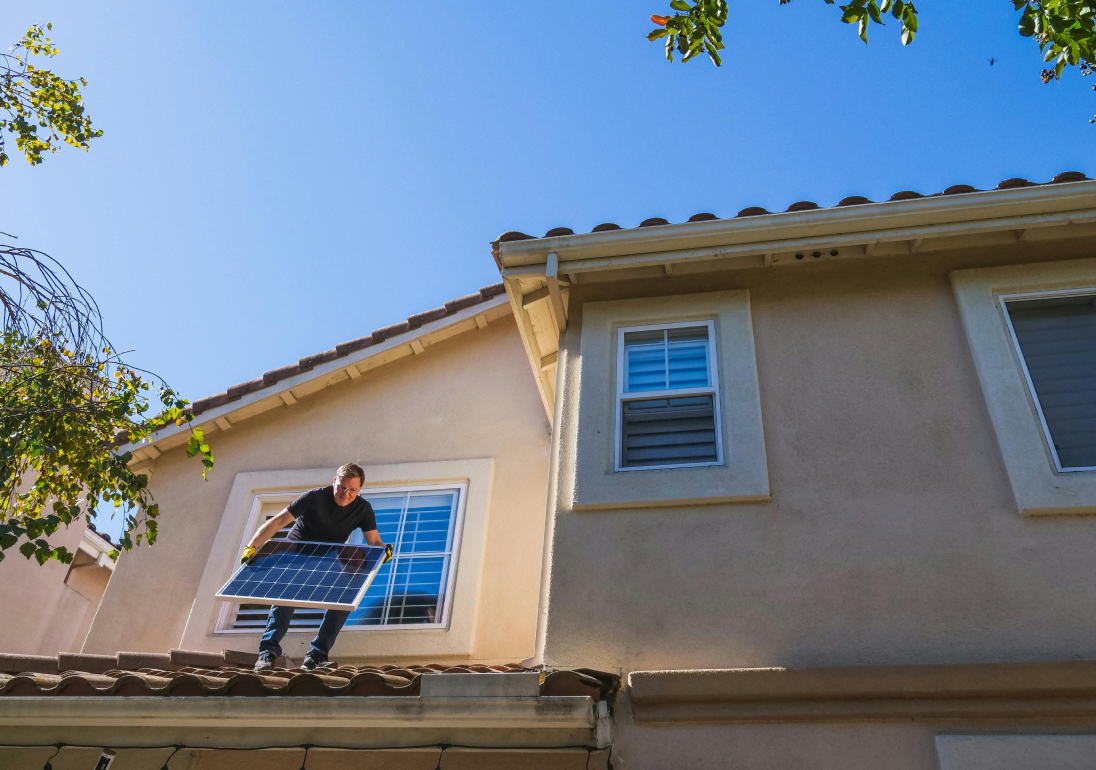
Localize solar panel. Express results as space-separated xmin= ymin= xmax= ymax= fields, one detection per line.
xmin=216 ymin=539 xmax=389 ymax=611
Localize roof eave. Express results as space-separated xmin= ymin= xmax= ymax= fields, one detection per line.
xmin=494 ymin=181 xmax=1096 ymax=423
xmin=497 ymin=180 xmax=1096 ymax=268
xmin=123 ymin=295 xmax=510 ymax=458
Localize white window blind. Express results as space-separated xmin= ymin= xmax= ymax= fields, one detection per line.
xmin=616 ymin=322 xmax=722 ymax=470
xmin=1004 ymin=292 xmax=1096 ymax=471
xmin=230 ymin=488 xmax=460 ymax=631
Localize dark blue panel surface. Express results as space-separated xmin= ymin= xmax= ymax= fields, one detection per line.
xmin=216 ymin=539 xmax=387 ymax=610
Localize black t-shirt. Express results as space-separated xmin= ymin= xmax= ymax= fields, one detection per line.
xmin=285 ymin=486 xmax=377 ymax=543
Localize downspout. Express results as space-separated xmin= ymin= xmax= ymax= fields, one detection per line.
xmin=523 ymin=300 xmax=567 ymax=668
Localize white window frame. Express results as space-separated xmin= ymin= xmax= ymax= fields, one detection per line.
xmin=951 ymin=257 xmax=1096 ymax=517
xmin=999 ymin=287 xmax=1096 ymax=473
xmin=615 ymin=319 xmax=724 ymax=472
xmin=215 ymin=481 xmax=468 ymax=634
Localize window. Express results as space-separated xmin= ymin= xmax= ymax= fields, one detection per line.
xmin=1001 ymin=289 xmax=1096 ymax=472
xmin=951 ymin=259 xmax=1096 ymax=517
xmin=228 ymin=486 xmax=462 ymax=631
xmin=616 ymin=320 xmax=723 ymax=471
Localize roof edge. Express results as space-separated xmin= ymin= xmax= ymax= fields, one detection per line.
xmin=497 ymin=180 xmax=1096 ymax=267
xmin=123 ymin=293 xmax=510 ymax=457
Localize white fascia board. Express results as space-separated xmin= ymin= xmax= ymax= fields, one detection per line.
xmin=497 ymin=181 xmax=1096 ymax=270
xmin=123 ymin=295 xmax=509 ymax=454
xmin=79 ymin=529 xmax=116 ymax=571
xmin=0 ymin=695 xmax=595 ymax=748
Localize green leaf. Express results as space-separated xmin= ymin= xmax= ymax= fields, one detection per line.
xmin=669 ymin=0 xmax=692 ymax=10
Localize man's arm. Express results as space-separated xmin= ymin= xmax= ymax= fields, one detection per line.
xmin=363 ymin=528 xmax=383 ymax=546
xmin=241 ymin=509 xmax=295 ymax=561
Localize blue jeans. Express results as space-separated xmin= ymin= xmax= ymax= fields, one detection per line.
xmin=259 ymin=605 xmax=350 ymax=659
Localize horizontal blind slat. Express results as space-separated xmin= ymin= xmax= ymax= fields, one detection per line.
xmin=622 ymin=394 xmax=718 ymax=467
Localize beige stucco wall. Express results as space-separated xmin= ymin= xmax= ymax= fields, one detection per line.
xmin=84 ymin=314 xmax=551 ymax=663
xmin=540 ymin=236 xmax=1096 ymax=768
xmin=0 ymin=520 xmax=110 ymax=656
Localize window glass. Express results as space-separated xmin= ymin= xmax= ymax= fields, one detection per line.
xmin=624 ymin=326 xmax=710 ymax=393
xmin=230 ymin=488 xmax=459 ymax=631
xmin=621 ymin=395 xmax=718 ymax=468
xmin=1006 ymin=294 xmax=1096 ymax=470
xmin=619 ymin=323 xmax=721 ymax=470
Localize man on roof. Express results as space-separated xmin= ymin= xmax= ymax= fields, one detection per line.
xmin=241 ymin=462 xmax=386 ymax=672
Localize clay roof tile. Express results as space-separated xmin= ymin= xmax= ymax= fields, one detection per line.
xmin=943 ymin=184 xmax=980 ymax=195
xmin=334 ymin=336 xmax=376 ymax=357
xmin=189 ymin=392 xmax=230 ymax=415
xmin=444 ymin=292 xmax=485 ymax=313
xmin=736 ymin=207 xmax=769 ymax=217
xmin=494 ymin=231 xmax=535 ymax=243
xmin=226 ymin=378 xmax=266 ymax=400
xmin=1052 ymin=171 xmax=1089 ymax=183
xmin=479 ymin=283 xmax=506 ymax=299
xmin=262 ymin=363 xmax=302 ymax=385
xmin=372 ymin=321 xmax=412 ymax=342
xmin=406 ymin=307 xmax=449 ymax=329
xmin=889 ymin=190 xmax=924 ymax=201
xmin=0 ymin=645 xmax=620 ymax=700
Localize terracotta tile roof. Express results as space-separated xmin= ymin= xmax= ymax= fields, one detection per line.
xmin=494 ymin=171 xmax=1091 ymax=243
xmin=0 ymin=648 xmax=616 ymax=700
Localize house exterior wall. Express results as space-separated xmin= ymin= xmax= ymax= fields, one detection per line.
xmin=539 ymin=237 xmax=1096 ymax=768
xmin=0 ymin=521 xmax=110 ymax=656
xmin=83 ymin=314 xmax=551 ymax=664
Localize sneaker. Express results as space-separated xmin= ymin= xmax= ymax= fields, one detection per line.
xmin=254 ymin=651 xmax=277 ymax=672
xmin=301 ymin=652 xmax=336 ymax=671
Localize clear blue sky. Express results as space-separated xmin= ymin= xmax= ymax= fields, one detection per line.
xmin=1 ymin=2 xmax=1092 ymax=541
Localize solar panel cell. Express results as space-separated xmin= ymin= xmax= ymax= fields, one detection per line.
xmin=216 ymin=539 xmax=389 ymax=611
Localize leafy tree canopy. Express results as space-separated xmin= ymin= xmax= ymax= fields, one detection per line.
xmin=1 ymin=24 xmax=211 ymax=565
xmin=0 ymin=22 xmax=102 ymax=167
xmin=0 ymin=242 xmax=214 ymax=565
xmin=649 ymin=1 xmax=1095 ymax=121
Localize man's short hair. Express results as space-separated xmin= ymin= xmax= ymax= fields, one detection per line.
xmin=336 ymin=462 xmax=365 ymax=485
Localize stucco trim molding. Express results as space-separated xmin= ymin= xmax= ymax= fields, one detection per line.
xmin=951 ymin=258 xmax=1096 ymax=516
xmin=571 ymin=290 xmax=770 ymax=510
xmin=180 ymin=460 xmax=495 ymax=660
xmin=0 ymin=694 xmax=595 ymax=749
xmin=628 ymin=661 xmax=1096 ymax=723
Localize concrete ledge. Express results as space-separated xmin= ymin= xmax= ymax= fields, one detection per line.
xmin=0 ymin=695 xmax=595 ymax=749
xmin=420 ymin=672 xmax=541 ymax=697
xmin=629 ymin=661 xmax=1096 ymax=724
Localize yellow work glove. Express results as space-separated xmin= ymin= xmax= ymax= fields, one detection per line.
xmin=383 ymin=543 xmax=393 ymax=564
xmin=240 ymin=546 xmax=257 ymax=564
